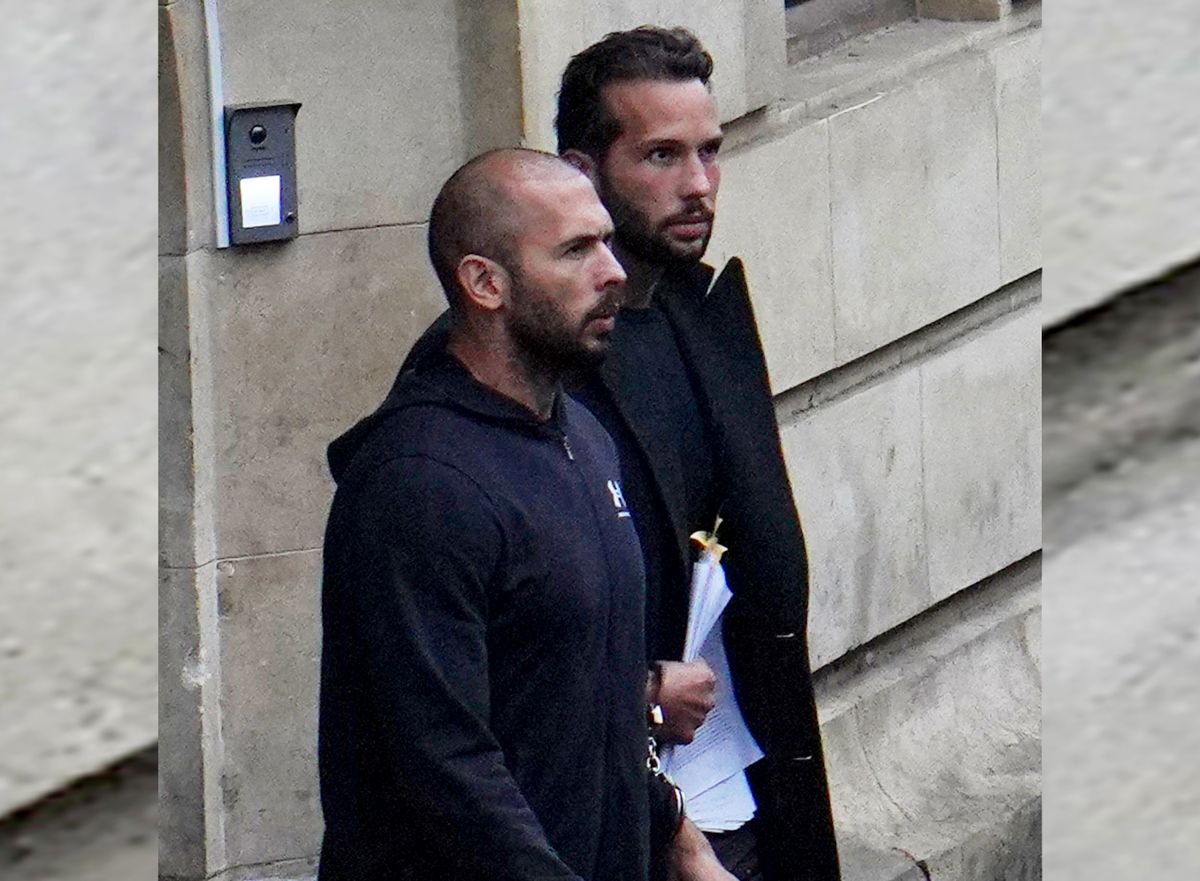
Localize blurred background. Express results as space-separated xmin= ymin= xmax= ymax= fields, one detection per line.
xmin=1041 ymin=2 xmax=1200 ymax=875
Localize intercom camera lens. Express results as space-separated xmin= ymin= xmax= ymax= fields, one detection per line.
xmin=249 ymin=125 xmax=267 ymax=145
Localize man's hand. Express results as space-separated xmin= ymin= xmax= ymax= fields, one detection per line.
xmin=653 ymin=659 xmax=716 ymax=745
xmin=669 ymin=818 xmax=737 ymax=881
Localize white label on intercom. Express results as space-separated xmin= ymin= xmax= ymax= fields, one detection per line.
xmin=240 ymin=175 xmax=282 ymax=228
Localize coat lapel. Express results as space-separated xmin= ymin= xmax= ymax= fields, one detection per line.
xmin=597 ymin=321 xmax=692 ymax=560
xmin=656 ymin=259 xmax=750 ymax=473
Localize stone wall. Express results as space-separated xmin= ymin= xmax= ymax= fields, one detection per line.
xmin=158 ymin=3 xmax=1042 ymax=879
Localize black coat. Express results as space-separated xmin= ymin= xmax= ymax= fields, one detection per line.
xmin=629 ymin=260 xmax=840 ymax=881
xmin=397 ymin=259 xmax=840 ymax=881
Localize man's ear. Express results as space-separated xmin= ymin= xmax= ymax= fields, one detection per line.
xmin=455 ymin=255 xmax=508 ymax=312
xmin=561 ymin=149 xmax=598 ymax=184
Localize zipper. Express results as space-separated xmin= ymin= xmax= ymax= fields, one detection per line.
xmin=559 ymin=432 xmax=575 ymax=461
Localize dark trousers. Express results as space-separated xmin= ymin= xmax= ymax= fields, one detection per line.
xmin=705 ymin=819 xmax=763 ymax=881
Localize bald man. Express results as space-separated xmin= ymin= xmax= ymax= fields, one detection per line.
xmin=318 ymin=150 xmax=733 ymax=881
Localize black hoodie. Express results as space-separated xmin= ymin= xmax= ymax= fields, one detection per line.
xmin=318 ymin=352 xmax=652 ymax=881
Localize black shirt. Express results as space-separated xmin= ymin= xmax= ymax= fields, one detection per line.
xmin=573 ymin=302 xmax=718 ymax=662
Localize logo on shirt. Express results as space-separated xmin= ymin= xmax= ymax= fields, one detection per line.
xmin=607 ymin=479 xmax=632 ymax=518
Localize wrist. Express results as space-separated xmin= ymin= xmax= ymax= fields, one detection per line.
xmin=671 ymin=818 xmax=710 ymax=859
xmin=646 ymin=661 xmax=664 ymax=705
xmin=646 ymin=661 xmax=665 ymax=727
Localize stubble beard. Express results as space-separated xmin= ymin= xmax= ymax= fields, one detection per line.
xmin=507 ymin=274 xmax=614 ymax=376
xmin=597 ymin=177 xmax=712 ymax=268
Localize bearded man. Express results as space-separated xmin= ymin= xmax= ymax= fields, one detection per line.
xmin=551 ymin=28 xmax=842 ymax=881
xmin=319 ymin=149 xmax=734 ymax=881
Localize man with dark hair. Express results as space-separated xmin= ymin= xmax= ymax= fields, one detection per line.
xmin=319 ymin=149 xmax=734 ymax=881
xmin=555 ymin=26 xmax=714 ymax=167
xmin=553 ymin=26 xmax=842 ymax=881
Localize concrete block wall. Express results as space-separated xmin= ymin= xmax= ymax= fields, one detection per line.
xmin=784 ymin=295 xmax=1040 ymax=668
xmin=818 ymin=558 xmax=1040 ymax=880
xmin=918 ymin=0 xmax=1012 ymax=21
xmin=707 ymin=19 xmax=1041 ymax=385
xmin=158 ymin=3 xmax=1042 ymax=878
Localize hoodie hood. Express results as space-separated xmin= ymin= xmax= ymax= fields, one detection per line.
xmin=327 ymin=351 xmax=566 ymax=485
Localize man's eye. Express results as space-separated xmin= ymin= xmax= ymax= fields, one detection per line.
xmin=647 ymin=148 xmax=674 ymax=164
xmin=700 ymin=144 xmax=721 ymax=162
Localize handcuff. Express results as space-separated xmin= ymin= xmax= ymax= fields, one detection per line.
xmin=646 ymin=734 xmax=686 ymax=835
xmin=646 ymin=661 xmax=686 ymax=834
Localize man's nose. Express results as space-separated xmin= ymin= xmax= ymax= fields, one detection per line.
xmin=680 ymin=152 xmax=714 ymax=199
xmin=599 ymin=243 xmax=627 ymax=288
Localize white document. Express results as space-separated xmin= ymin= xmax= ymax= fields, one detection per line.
xmin=240 ymin=174 xmax=282 ymax=228
xmin=662 ymin=552 xmax=764 ymax=805
xmin=680 ymin=551 xmax=730 ymax=663
xmin=682 ymin=768 xmax=757 ymax=833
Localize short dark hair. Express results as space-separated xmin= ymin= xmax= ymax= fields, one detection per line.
xmin=555 ymin=26 xmax=713 ymax=158
xmin=427 ymin=149 xmax=576 ymax=308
